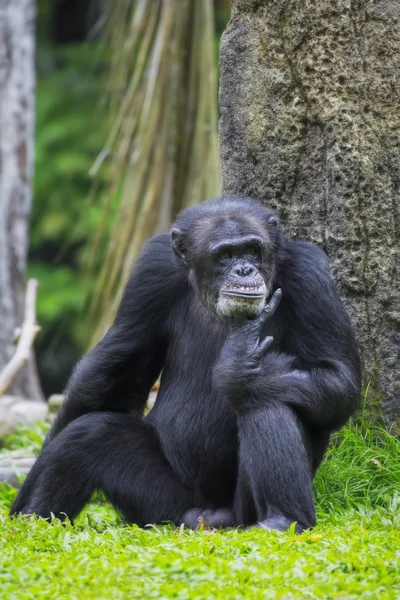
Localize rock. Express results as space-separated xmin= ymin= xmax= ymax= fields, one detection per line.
xmin=0 ymin=453 xmax=35 ymax=487
xmin=219 ymin=0 xmax=400 ymax=423
xmin=0 ymin=395 xmax=47 ymax=440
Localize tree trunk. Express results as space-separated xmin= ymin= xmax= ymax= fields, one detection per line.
xmin=0 ymin=0 xmax=43 ymax=400
xmin=219 ymin=0 xmax=400 ymax=424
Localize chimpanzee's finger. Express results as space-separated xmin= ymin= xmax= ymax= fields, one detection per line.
xmin=258 ymin=335 xmax=274 ymax=355
xmin=259 ymin=288 xmax=282 ymax=326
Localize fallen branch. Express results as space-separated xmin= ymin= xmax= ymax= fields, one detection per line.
xmin=0 ymin=279 xmax=41 ymax=396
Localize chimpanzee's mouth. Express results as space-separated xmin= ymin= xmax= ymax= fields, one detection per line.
xmin=220 ymin=284 xmax=266 ymax=299
xmin=216 ymin=282 xmax=267 ymax=318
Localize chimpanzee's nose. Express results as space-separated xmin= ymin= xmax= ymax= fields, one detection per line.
xmin=234 ymin=264 xmax=254 ymax=278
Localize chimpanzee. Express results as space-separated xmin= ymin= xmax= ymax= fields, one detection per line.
xmin=11 ymin=196 xmax=361 ymax=532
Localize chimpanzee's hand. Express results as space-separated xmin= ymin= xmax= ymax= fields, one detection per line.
xmin=213 ymin=289 xmax=282 ymax=405
xmin=229 ymin=288 xmax=282 ymax=374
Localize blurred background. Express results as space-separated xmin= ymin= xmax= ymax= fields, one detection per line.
xmin=28 ymin=0 xmax=230 ymax=397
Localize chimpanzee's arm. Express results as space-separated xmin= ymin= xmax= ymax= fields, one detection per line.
xmin=214 ymin=242 xmax=362 ymax=430
xmin=46 ymin=234 xmax=180 ymax=445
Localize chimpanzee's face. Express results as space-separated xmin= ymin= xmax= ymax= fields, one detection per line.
xmin=205 ymin=231 xmax=268 ymax=319
xmin=173 ymin=214 xmax=277 ymax=319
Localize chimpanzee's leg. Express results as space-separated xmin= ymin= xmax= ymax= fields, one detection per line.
xmin=235 ymin=403 xmax=317 ymax=532
xmin=233 ymin=461 xmax=257 ymax=526
xmin=10 ymin=412 xmax=199 ymax=526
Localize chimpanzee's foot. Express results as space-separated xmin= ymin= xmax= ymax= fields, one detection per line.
xmin=250 ymin=514 xmax=307 ymax=533
xmin=181 ymin=507 xmax=235 ymax=529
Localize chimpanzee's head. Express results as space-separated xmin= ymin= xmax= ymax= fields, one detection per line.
xmin=171 ymin=196 xmax=280 ymax=319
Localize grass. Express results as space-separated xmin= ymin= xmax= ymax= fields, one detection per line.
xmin=1 ymin=421 xmax=400 ymax=599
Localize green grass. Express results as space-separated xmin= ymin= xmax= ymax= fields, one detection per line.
xmin=1 ymin=422 xmax=400 ymax=599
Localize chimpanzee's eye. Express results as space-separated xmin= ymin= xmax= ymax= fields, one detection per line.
xmin=248 ymin=248 xmax=257 ymax=255
xmin=220 ymin=251 xmax=231 ymax=259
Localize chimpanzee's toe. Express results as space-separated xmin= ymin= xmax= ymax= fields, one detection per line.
xmin=181 ymin=507 xmax=235 ymax=529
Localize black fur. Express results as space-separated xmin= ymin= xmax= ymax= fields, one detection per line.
xmin=11 ymin=196 xmax=361 ymax=531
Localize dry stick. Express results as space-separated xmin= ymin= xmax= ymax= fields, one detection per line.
xmin=0 ymin=279 xmax=41 ymax=396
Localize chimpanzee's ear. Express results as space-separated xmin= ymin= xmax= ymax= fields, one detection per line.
xmin=171 ymin=228 xmax=187 ymax=263
xmin=265 ymin=213 xmax=280 ymax=230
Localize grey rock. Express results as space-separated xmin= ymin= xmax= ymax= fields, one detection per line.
xmin=0 ymin=395 xmax=47 ymax=439
xmin=219 ymin=0 xmax=400 ymax=423
xmin=0 ymin=454 xmax=35 ymax=487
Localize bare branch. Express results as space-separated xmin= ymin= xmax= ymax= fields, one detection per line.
xmin=0 ymin=279 xmax=41 ymax=396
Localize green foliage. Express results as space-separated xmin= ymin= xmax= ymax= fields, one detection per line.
xmin=0 ymin=508 xmax=399 ymax=599
xmin=315 ymin=422 xmax=400 ymax=514
xmin=33 ymin=47 xmax=108 ymax=237
xmin=31 ymin=45 xmax=109 ymax=333
xmin=1 ymin=423 xmax=399 ymax=598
